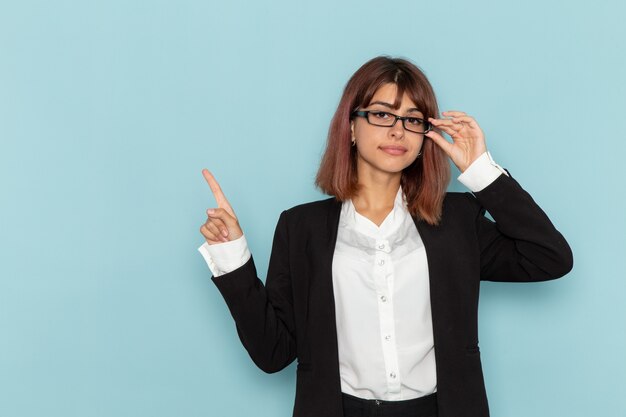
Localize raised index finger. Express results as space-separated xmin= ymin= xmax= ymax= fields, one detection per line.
xmin=202 ymin=169 xmax=235 ymax=215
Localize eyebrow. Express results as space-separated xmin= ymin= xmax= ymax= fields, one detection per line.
xmin=367 ymin=101 xmax=423 ymax=114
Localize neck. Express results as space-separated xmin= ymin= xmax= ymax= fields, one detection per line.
xmin=352 ymin=168 xmax=402 ymax=212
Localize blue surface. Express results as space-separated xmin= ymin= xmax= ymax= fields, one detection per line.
xmin=1 ymin=0 xmax=624 ymax=415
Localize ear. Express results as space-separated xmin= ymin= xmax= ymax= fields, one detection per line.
xmin=350 ymin=121 xmax=354 ymax=135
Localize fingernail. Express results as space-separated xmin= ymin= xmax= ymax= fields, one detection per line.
xmin=222 ymin=229 xmax=228 ymax=237
xmin=207 ymin=209 xmax=215 ymax=215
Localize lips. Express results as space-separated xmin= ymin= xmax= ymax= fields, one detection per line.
xmin=379 ymin=146 xmax=407 ymax=155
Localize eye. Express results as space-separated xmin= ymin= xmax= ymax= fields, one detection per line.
xmin=371 ymin=111 xmax=391 ymax=120
xmin=406 ymin=117 xmax=424 ymax=126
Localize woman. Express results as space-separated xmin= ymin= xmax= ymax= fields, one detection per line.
xmin=197 ymin=56 xmax=573 ymax=417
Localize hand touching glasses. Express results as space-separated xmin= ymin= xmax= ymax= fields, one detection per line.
xmin=425 ymin=111 xmax=488 ymax=173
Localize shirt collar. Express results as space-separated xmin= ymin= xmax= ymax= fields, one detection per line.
xmin=342 ymin=185 xmax=407 ymax=239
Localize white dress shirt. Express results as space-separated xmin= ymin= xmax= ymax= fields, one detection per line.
xmin=198 ymin=151 xmax=508 ymax=400
xmin=332 ymin=184 xmax=435 ymax=400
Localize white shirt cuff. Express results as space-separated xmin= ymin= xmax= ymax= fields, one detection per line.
xmin=457 ymin=150 xmax=509 ymax=192
xmin=197 ymin=234 xmax=251 ymax=277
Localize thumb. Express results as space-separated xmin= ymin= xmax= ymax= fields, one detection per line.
xmin=424 ymin=130 xmax=453 ymax=156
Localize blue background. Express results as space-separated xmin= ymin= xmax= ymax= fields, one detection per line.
xmin=1 ymin=0 xmax=624 ymax=416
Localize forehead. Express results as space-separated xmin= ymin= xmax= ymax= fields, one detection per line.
xmin=369 ymin=83 xmax=418 ymax=110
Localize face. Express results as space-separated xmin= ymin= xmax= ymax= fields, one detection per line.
xmin=351 ymin=83 xmax=425 ymax=181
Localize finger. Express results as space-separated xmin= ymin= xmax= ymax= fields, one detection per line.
xmin=206 ymin=213 xmax=230 ymax=238
xmin=200 ymin=224 xmax=227 ymax=244
xmin=206 ymin=206 xmax=244 ymax=241
xmin=442 ymin=110 xmax=467 ymax=117
xmin=430 ymin=119 xmax=463 ymax=131
xmin=207 ymin=207 xmax=239 ymax=230
xmin=204 ymin=220 xmax=228 ymax=242
xmin=203 ymin=221 xmax=223 ymax=242
xmin=205 ymin=219 xmax=228 ymax=240
xmin=433 ymin=123 xmax=461 ymax=138
xmin=451 ymin=116 xmax=479 ymax=128
xmin=424 ymin=130 xmax=454 ymax=155
xmin=202 ymin=169 xmax=236 ymax=217
xmin=430 ymin=117 xmax=462 ymax=126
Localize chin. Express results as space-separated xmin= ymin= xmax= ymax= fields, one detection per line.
xmin=379 ymin=161 xmax=413 ymax=174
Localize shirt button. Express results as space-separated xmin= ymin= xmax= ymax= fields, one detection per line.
xmin=389 ymin=372 xmax=396 ymax=379
xmin=385 ymin=335 xmax=391 ymax=341
xmin=378 ymin=259 xmax=385 ymax=266
xmin=378 ymin=243 xmax=385 ymax=250
xmin=380 ymin=295 xmax=387 ymax=302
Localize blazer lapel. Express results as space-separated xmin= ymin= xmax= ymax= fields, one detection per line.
xmin=414 ymin=216 xmax=445 ymax=359
xmin=300 ymin=197 xmax=343 ymax=366
xmin=321 ymin=195 xmax=343 ymax=328
xmin=314 ymin=197 xmax=343 ymax=380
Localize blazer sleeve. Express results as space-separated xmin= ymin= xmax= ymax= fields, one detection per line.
xmin=470 ymin=171 xmax=574 ymax=282
xmin=210 ymin=210 xmax=296 ymax=373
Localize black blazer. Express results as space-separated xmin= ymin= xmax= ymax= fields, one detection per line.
xmin=211 ymin=171 xmax=573 ymax=417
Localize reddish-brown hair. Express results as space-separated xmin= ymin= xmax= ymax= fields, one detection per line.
xmin=315 ymin=56 xmax=450 ymax=225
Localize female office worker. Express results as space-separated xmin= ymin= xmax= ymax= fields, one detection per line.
xmin=197 ymin=56 xmax=573 ymax=417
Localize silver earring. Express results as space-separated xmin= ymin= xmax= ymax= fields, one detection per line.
xmin=351 ymin=137 xmax=356 ymax=147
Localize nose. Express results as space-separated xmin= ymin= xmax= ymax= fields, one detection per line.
xmin=389 ymin=116 xmax=406 ymax=139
